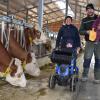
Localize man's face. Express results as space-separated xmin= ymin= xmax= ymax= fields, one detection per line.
xmin=86 ymin=8 xmax=94 ymax=16
xmin=65 ymin=18 xmax=72 ymax=25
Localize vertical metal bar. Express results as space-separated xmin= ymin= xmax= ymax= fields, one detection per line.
xmin=65 ymin=0 xmax=69 ymax=17
xmin=7 ymin=27 xmax=11 ymax=51
xmin=7 ymin=0 xmax=10 ymax=28
xmin=75 ymin=0 xmax=78 ymax=19
xmin=24 ymin=0 xmax=29 ymax=23
xmin=7 ymin=0 xmax=10 ymax=16
xmin=26 ymin=9 xmax=28 ymax=23
xmin=1 ymin=21 xmax=4 ymax=43
xmin=80 ymin=6 xmax=82 ymax=20
xmin=20 ymin=26 xmax=23 ymax=47
xmin=38 ymin=0 xmax=44 ymax=32
xmin=46 ymin=20 xmax=49 ymax=34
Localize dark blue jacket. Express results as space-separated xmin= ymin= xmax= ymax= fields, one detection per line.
xmin=56 ymin=24 xmax=81 ymax=48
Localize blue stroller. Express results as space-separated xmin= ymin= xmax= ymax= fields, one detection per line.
xmin=49 ymin=48 xmax=79 ymax=92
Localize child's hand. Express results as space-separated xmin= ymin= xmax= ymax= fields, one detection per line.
xmin=66 ymin=43 xmax=72 ymax=48
xmin=55 ymin=47 xmax=59 ymax=50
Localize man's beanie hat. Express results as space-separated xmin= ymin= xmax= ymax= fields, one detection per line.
xmin=86 ymin=3 xmax=94 ymax=10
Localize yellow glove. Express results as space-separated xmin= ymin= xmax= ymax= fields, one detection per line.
xmin=89 ymin=28 xmax=97 ymax=41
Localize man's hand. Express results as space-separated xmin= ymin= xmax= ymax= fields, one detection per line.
xmin=77 ymin=47 xmax=80 ymax=54
xmin=87 ymin=30 xmax=90 ymax=34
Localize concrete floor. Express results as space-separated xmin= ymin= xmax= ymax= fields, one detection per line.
xmin=0 ymin=70 xmax=73 ymax=100
xmin=75 ymin=54 xmax=100 ymax=100
xmin=77 ymin=81 xmax=100 ymax=100
xmin=0 ymin=53 xmax=100 ymax=100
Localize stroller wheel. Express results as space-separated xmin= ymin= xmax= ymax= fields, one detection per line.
xmin=48 ymin=74 xmax=56 ymax=89
xmin=70 ymin=76 xmax=77 ymax=92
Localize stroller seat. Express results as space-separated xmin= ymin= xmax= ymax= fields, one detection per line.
xmin=50 ymin=48 xmax=73 ymax=64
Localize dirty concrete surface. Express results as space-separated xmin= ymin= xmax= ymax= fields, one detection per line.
xmin=77 ymin=81 xmax=100 ymax=100
xmin=76 ymin=54 xmax=100 ymax=100
xmin=0 ymin=68 xmax=73 ymax=100
xmin=0 ymin=53 xmax=100 ymax=100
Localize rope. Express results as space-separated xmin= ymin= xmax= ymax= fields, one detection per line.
xmin=22 ymin=60 xmax=26 ymax=70
xmin=0 ymin=58 xmax=15 ymax=77
xmin=29 ymin=36 xmax=33 ymax=45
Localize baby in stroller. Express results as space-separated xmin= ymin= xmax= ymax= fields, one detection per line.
xmin=48 ymin=16 xmax=81 ymax=91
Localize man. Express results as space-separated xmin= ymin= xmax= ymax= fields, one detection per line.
xmin=79 ymin=3 xmax=100 ymax=83
xmin=56 ymin=16 xmax=81 ymax=66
